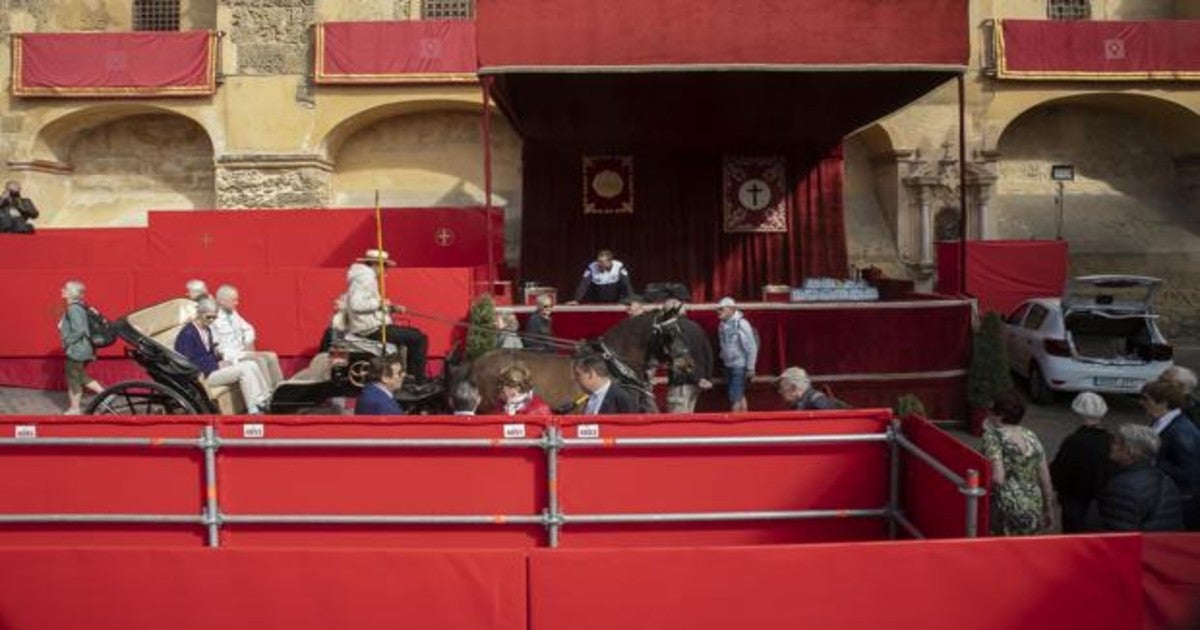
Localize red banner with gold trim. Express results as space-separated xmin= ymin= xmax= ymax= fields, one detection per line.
xmin=315 ymin=21 xmax=477 ymax=84
xmin=723 ymin=156 xmax=788 ymax=233
xmin=583 ymin=155 xmax=633 ymax=214
xmin=11 ymin=31 xmax=217 ymax=98
xmin=996 ymin=19 xmax=1200 ymax=81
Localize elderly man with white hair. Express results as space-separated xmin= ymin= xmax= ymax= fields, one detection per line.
xmin=775 ymin=366 xmax=840 ymax=411
xmin=58 ymin=280 xmax=104 ymax=414
xmin=174 ymin=297 xmax=271 ymax=414
xmin=1097 ymin=424 xmax=1184 ymax=531
xmin=211 ymin=284 xmax=284 ymax=388
xmin=1160 ymin=366 xmax=1199 ymax=428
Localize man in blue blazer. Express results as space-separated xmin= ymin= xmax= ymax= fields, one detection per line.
xmin=355 ymin=355 xmax=406 ymax=416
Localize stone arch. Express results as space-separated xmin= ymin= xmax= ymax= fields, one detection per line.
xmin=993 ymin=92 xmax=1200 ymax=340
xmin=327 ymin=104 xmax=523 ymax=264
xmin=30 ymin=106 xmax=216 ymax=227
xmin=317 ymin=98 xmax=506 ymax=165
xmin=843 ymin=123 xmax=904 ymax=275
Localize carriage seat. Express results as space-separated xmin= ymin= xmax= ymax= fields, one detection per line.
xmin=124 ymin=298 xmax=245 ymax=414
xmin=339 ymin=333 xmax=398 ymax=357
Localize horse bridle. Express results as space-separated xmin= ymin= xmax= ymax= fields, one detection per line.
xmin=650 ymin=312 xmax=691 ymax=368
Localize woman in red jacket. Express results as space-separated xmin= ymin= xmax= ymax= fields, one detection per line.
xmin=497 ymin=363 xmax=551 ymax=416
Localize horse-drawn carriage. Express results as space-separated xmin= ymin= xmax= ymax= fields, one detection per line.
xmin=84 ymin=298 xmax=405 ymax=415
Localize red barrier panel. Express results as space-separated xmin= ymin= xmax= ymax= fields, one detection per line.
xmin=1143 ymin=533 xmax=1200 ymax=630
xmin=215 ymin=417 xmax=548 ymax=548
xmin=0 ymin=417 xmax=209 ymax=546
xmin=0 ymin=229 xmax=148 ymax=269
xmin=553 ymin=411 xmax=892 ymax=546
xmin=528 ymin=535 xmax=1144 ymax=630
xmin=0 ymin=547 xmax=528 ymax=630
xmin=900 ymin=414 xmax=992 ymax=538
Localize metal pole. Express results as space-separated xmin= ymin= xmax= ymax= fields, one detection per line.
xmin=894 ymin=512 xmax=925 ymax=539
xmin=564 ymin=508 xmax=888 ymax=525
xmin=562 ymin=433 xmax=889 ymax=449
xmin=0 ymin=514 xmax=202 ymax=524
xmin=957 ymin=73 xmax=969 ymax=294
xmin=217 ymin=437 xmax=543 ymax=449
xmin=545 ymin=425 xmax=562 ymax=548
xmin=202 ymin=425 xmax=220 ymax=548
xmin=1054 ymin=181 xmax=1064 ymax=240
xmin=887 ymin=420 xmax=901 ymax=539
xmin=481 ymin=77 xmax=496 ymax=291
xmin=0 ymin=437 xmax=197 ymax=447
xmin=963 ymin=468 xmax=984 ymax=537
xmin=221 ymin=514 xmax=543 ymax=525
xmin=896 ymin=434 xmax=967 ymax=487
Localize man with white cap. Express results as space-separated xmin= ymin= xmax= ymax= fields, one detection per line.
xmin=776 ymin=366 xmax=840 ymax=411
xmin=716 ymin=296 xmax=758 ymax=412
xmin=339 ymin=249 xmax=430 ymax=382
xmin=1050 ymin=391 xmax=1115 ymax=532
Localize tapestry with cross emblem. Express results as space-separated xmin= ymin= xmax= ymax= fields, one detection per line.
xmin=722 ymin=156 xmax=788 ymax=233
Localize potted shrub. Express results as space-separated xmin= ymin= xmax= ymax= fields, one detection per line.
xmin=894 ymin=393 xmax=928 ymax=420
xmin=967 ymin=311 xmax=1014 ymax=436
xmin=465 ymin=293 xmax=498 ymax=361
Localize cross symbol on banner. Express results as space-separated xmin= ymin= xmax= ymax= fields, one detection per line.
xmin=1104 ymin=38 xmax=1125 ymax=60
xmin=200 ymin=233 xmax=215 ymax=249
xmin=434 ymin=228 xmax=455 ymax=247
xmin=746 ymin=182 xmax=765 ymax=207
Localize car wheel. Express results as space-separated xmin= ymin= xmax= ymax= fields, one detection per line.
xmin=1028 ymin=363 xmax=1055 ymax=405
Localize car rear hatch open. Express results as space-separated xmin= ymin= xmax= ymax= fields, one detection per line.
xmin=1061 ymin=275 xmax=1171 ymax=364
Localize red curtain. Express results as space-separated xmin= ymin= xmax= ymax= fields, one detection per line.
xmin=997 ymin=19 xmax=1200 ymax=81
xmin=315 ymin=21 xmax=477 ymax=84
xmin=520 ymin=145 xmax=846 ymax=302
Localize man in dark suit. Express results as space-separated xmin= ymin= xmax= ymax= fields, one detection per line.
xmin=573 ymin=354 xmax=638 ymax=415
xmin=355 ymin=355 xmax=406 ymax=416
xmin=1141 ymin=379 xmax=1200 ymax=529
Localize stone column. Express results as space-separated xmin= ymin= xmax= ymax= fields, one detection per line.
xmin=215 ymin=154 xmax=332 ymax=209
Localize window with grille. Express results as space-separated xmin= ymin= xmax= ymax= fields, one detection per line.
xmin=133 ymin=0 xmax=181 ymax=31
xmin=423 ymin=0 xmax=474 ymax=19
xmin=1047 ymin=0 xmax=1091 ymax=20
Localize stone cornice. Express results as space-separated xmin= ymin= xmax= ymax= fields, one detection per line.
xmin=216 ymin=154 xmax=334 ymax=172
xmin=5 ymin=160 xmax=73 ymax=175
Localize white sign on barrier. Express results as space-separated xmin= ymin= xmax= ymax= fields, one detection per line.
xmin=576 ymin=424 xmax=600 ymax=439
xmin=243 ymin=423 xmax=265 ymax=438
xmin=503 ymin=424 xmax=526 ymax=439
xmin=14 ymin=425 xmax=36 ymax=439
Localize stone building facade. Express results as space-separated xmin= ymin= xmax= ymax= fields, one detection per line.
xmin=1 ymin=0 xmax=1198 ymax=337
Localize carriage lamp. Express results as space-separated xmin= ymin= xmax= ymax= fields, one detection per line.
xmin=1051 ymin=164 xmax=1074 ymax=240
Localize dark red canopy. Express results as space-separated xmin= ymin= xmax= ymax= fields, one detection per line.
xmin=476 ymin=0 xmax=969 ymax=149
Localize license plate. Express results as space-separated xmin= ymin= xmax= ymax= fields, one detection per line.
xmin=1095 ymin=377 xmax=1139 ymax=388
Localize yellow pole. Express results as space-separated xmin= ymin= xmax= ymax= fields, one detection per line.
xmin=374 ymin=190 xmax=388 ymax=352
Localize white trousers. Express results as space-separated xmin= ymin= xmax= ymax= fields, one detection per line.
xmin=207 ymin=361 xmax=269 ymax=412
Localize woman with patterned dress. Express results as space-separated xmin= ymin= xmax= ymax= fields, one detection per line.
xmin=982 ymin=390 xmax=1056 ymax=535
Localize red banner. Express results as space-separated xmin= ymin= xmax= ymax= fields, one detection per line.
xmin=582 ymin=156 xmax=633 ymax=214
xmin=723 ymin=156 xmax=788 ymax=233
xmin=315 ymin=21 xmax=477 ymax=84
xmin=11 ymin=31 xmax=217 ymax=97
xmin=996 ymin=19 xmax=1200 ymax=80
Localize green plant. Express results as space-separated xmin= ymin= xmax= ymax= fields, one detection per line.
xmin=465 ymin=293 xmax=498 ymax=361
xmin=894 ymin=394 xmax=927 ymax=419
xmin=967 ymin=311 xmax=1014 ymax=408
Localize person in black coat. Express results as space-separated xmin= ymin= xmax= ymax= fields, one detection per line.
xmin=661 ymin=298 xmax=713 ymax=413
xmin=0 ymin=181 xmax=38 ymax=234
xmin=524 ymin=295 xmax=555 ymax=352
xmin=572 ymin=354 xmax=639 ymax=415
xmin=1141 ymin=379 xmax=1200 ymax=530
xmin=1096 ymin=424 xmax=1184 ymax=532
xmin=1050 ymin=392 xmax=1115 ymax=533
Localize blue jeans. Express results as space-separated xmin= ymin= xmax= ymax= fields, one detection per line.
xmin=725 ymin=366 xmax=747 ymax=405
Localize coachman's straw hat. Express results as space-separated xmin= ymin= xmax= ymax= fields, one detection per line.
xmin=356 ymin=249 xmax=396 ymax=267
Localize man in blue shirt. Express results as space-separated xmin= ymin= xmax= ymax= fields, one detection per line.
xmin=355 ymin=355 xmax=406 ymax=416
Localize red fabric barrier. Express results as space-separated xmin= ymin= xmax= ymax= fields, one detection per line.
xmin=315 ymin=21 xmax=477 ymax=84
xmin=146 ymin=208 xmax=502 ymax=269
xmin=0 ymin=418 xmax=209 ymax=546
xmin=552 ymin=412 xmax=892 ymax=546
xmin=0 ymin=269 xmax=137 ymax=358
xmin=477 ymin=0 xmax=967 ymax=68
xmin=528 ymin=535 xmax=1144 ymax=630
xmin=214 ymin=417 xmax=547 ymax=548
xmin=12 ymin=31 xmax=217 ymax=97
xmin=0 ymin=547 xmax=528 ymax=630
xmin=0 ymin=230 xmax=148 ymax=269
xmin=1143 ymin=533 xmax=1200 ymax=630
xmin=900 ymin=415 xmax=991 ymax=538
xmin=997 ymin=19 xmax=1200 ymax=81
xmin=937 ymin=240 xmax=1069 ymax=316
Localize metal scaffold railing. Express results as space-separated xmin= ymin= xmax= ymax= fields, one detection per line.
xmin=0 ymin=419 xmax=986 ymax=547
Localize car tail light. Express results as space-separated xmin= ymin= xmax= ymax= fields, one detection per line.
xmin=1139 ymin=344 xmax=1173 ymax=361
xmin=1043 ymin=339 xmax=1072 ymax=357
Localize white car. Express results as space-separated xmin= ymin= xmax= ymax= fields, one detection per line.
xmin=1003 ymin=275 xmax=1174 ymax=404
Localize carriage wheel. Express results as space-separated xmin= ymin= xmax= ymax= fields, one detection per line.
xmin=85 ymin=381 xmax=200 ymax=416
xmin=347 ymin=360 xmax=372 ymax=388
